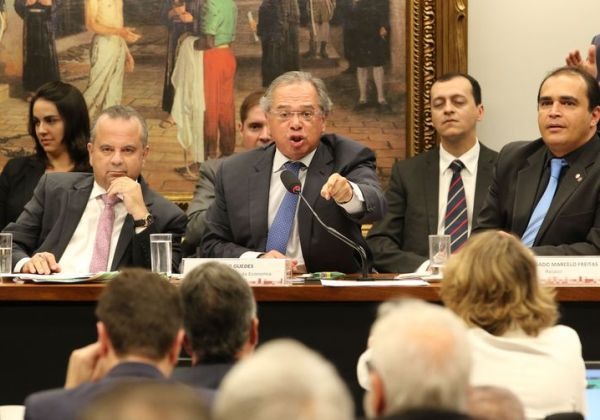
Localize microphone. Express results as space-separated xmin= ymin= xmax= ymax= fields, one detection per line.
xmin=280 ymin=169 xmax=371 ymax=280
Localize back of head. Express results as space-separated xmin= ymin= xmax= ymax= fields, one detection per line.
xmin=467 ymin=385 xmax=525 ymax=420
xmin=440 ymin=231 xmax=557 ymax=336
xmin=214 ymin=339 xmax=354 ymax=420
xmin=368 ymin=299 xmax=471 ymax=415
xmin=80 ymin=381 xmax=210 ymax=420
xmin=95 ymin=269 xmax=183 ymax=360
xmin=180 ymin=262 xmax=256 ymax=362
xmin=29 ymin=81 xmax=91 ymax=170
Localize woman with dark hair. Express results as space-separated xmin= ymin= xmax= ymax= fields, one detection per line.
xmin=0 ymin=81 xmax=91 ymax=230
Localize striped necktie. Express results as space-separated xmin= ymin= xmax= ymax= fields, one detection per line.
xmin=444 ymin=160 xmax=468 ymax=253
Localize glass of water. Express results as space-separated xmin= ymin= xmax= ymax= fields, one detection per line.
xmin=150 ymin=233 xmax=172 ymax=276
xmin=428 ymin=234 xmax=451 ymax=275
xmin=0 ymin=233 xmax=12 ymax=274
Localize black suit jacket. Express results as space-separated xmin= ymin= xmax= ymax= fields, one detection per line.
xmin=0 ymin=156 xmax=45 ymax=230
xmin=202 ymin=134 xmax=387 ymax=273
xmin=4 ymin=172 xmax=187 ymax=272
xmin=366 ymin=144 xmax=497 ymax=273
xmin=24 ymin=362 xmax=165 ymax=420
xmin=474 ymin=137 xmax=600 ymax=254
xmin=172 ymin=362 xmax=233 ymax=390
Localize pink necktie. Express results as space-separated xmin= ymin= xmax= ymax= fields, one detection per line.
xmin=89 ymin=194 xmax=120 ymax=273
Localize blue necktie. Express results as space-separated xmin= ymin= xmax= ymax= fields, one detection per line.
xmin=521 ymin=158 xmax=567 ymax=247
xmin=266 ymin=161 xmax=304 ymax=254
xmin=444 ymin=160 xmax=469 ymax=253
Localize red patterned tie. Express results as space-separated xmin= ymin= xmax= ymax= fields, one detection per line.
xmin=89 ymin=194 xmax=120 ymax=272
xmin=444 ymin=160 xmax=468 ymax=253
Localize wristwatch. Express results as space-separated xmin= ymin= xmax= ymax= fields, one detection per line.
xmin=133 ymin=213 xmax=154 ymax=228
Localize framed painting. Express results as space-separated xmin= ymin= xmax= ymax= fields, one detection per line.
xmin=0 ymin=0 xmax=467 ymax=208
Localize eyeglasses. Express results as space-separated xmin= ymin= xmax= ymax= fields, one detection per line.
xmin=269 ymin=110 xmax=323 ymax=122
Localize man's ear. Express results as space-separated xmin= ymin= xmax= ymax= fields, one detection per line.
xmin=168 ymin=329 xmax=185 ymax=366
xmin=248 ymin=317 xmax=259 ymax=349
xmin=182 ymin=332 xmax=194 ymax=358
xmin=371 ymin=371 xmax=386 ymax=417
xmin=96 ymin=321 xmax=110 ymax=356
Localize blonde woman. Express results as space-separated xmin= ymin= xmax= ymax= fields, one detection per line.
xmin=440 ymin=231 xmax=586 ymax=419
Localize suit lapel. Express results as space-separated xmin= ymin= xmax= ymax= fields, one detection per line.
xmin=423 ymin=148 xmax=440 ymax=234
xmin=54 ymin=177 xmax=93 ymax=260
xmin=512 ymin=147 xmax=546 ymax=235
xmin=473 ymin=145 xmax=495 ymax=217
xmin=249 ymin=148 xmax=274 ymax=247
xmin=298 ymin=143 xmax=333 ymax=253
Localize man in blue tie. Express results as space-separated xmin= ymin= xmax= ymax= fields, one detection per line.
xmin=475 ymin=66 xmax=600 ymax=254
xmin=202 ymin=71 xmax=386 ymax=274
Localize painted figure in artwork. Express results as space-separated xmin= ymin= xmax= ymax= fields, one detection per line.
xmin=82 ymin=0 xmax=140 ymax=117
xmin=257 ymin=0 xmax=300 ymax=87
xmin=301 ymin=0 xmax=336 ymax=59
xmin=15 ymin=0 xmax=61 ymax=96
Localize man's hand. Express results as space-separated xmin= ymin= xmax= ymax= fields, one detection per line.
xmin=119 ymin=27 xmax=140 ymax=43
xmin=320 ymin=173 xmax=353 ymax=204
xmin=64 ymin=342 xmax=109 ymax=389
xmin=107 ymin=177 xmax=148 ymax=220
xmin=260 ymin=251 xmax=298 ymax=272
xmin=565 ymin=45 xmax=598 ymax=80
xmin=22 ymin=252 xmax=60 ymax=274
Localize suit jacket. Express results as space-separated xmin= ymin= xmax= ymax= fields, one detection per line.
xmin=183 ymin=157 xmax=223 ymax=256
xmin=172 ymin=362 xmax=233 ymax=390
xmin=24 ymin=362 xmax=165 ymax=420
xmin=366 ymin=144 xmax=497 ymax=273
xmin=202 ymin=134 xmax=387 ymax=273
xmin=0 ymin=156 xmax=45 ymax=230
xmin=474 ymin=137 xmax=600 ymax=254
xmin=4 ymin=172 xmax=187 ymax=272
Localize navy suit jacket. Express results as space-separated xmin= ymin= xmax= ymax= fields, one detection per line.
xmin=474 ymin=136 xmax=600 ymax=254
xmin=202 ymin=134 xmax=387 ymax=273
xmin=172 ymin=362 xmax=233 ymax=390
xmin=366 ymin=144 xmax=497 ymax=273
xmin=24 ymin=362 xmax=165 ymax=420
xmin=4 ymin=172 xmax=187 ymax=272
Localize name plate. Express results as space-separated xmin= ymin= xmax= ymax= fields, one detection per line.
xmin=181 ymin=258 xmax=288 ymax=285
xmin=536 ymin=256 xmax=600 ymax=284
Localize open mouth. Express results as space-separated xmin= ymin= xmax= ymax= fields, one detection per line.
xmin=290 ymin=135 xmax=305 ymax=144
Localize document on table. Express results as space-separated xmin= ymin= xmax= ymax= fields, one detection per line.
xmin=10 ymin=272 xmax=116 ymax=283
xmin=321 ymin=279 xmax=429 ymax=287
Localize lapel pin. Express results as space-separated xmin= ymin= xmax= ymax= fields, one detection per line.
xmin=575 ymin=173 xmax=583 ymax=182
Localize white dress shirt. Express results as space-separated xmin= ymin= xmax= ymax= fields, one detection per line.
xmin=242 ymin=148 xmax=365 ymax=272
xmin=437 ymin=140 xmax=480 ymax=235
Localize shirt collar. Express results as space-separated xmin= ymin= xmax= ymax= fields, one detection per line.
xmin=272 ymin=147 xmax=317 ymax=173
xmin=439 ymin=139 xmax=480 ymax=175
xmin=89 ymin=181 xmax=108 ymax=201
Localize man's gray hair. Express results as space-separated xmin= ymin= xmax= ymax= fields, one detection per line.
xmin=214 ymin=339 xmax=354 ymax=420
xmin=368 ymin=299 xmax=472 ymax=415
xmin=180 ymin=262 xmax=256 ymax=362
xmin=260 ymin=71 xmax=333 ymax=115
xmin=90 ymin=105 xmax=149 ymax=146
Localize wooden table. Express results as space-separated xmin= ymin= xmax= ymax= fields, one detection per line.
xmin=1 ymin=280 xmax=600 ymax=409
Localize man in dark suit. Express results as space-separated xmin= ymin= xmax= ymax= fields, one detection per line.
xmin=4 ymin=105 xmax=186 ymax=274
xmin=173 ymin=262 xmax=258 ymax=389
xmin=202 ymin=71 xmax=386 ymax=274
xmin=366 ymin=72 xmax=497 ymax=273
xmin=24 ymin=269 xmax=185 ymax=420
xmin=475 ymin=66 xmax=600 ymax=254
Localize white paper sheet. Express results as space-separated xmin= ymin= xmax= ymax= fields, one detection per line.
xmin=321 ymin=279 xmax=429 ymax=287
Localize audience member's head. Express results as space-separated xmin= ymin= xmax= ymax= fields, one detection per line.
xmin=88 ymin=105 xmax=149 ymax=190
xmin=80 ymin=381 xmax=209 ymax=420
xmin=467 ymin=385 xmax=526 ymax=420
xmin=239 ymin=90 xmax=272 ymax=149
xmin=95 ymin=269 xmax=183 ymax=373
xmin=180 ymin=262 xmax=258 ymax=364
xmin=440 ymin=230 xmax=557 ymax=336
xmin=362 ymin=299 xmax=471 ymax=418
xmin=29 ymin=80 xmax=91 ymax=171
xmin=214 ymin=339 xmax=354 ymax=420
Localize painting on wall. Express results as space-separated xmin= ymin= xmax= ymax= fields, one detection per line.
xmin=0 ymin=0 xmax=465 ymax=202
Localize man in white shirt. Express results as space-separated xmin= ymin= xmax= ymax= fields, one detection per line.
xmin=202 ymin=71 xmax=386 ymax=273
xmin=4 ymin=105 xmax=186 ymax=274
xmin=366 ymin=72 xmax=498 ymax=273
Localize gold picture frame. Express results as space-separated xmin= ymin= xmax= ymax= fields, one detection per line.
xmin=406 ymin=0 xmax=468 ymax=157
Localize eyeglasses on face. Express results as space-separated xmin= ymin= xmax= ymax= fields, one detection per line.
xmin=268 ymin=109 xmax=323 ymax=122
